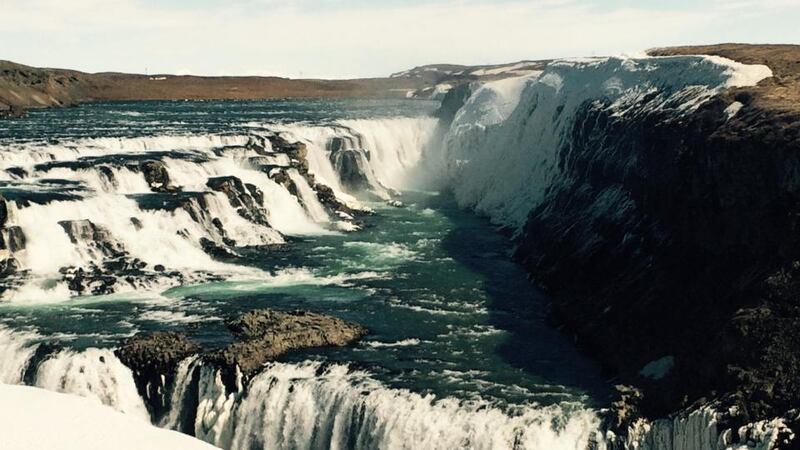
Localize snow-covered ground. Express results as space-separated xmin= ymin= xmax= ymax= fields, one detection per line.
xmin=0 ymin=384 xmax=219 ymax=450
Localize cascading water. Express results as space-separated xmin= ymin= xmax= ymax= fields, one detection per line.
xmin=435 ymin=55 xmax=772 ymax=231
xmin=0 ymin=56 xmax=777 ymax=450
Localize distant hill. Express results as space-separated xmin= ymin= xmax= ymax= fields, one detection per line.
xmin=0 ymin=59 xmax=548 ymax=117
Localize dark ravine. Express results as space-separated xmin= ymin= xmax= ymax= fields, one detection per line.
xmin=496 ymin=44 xmax=800 ymax=444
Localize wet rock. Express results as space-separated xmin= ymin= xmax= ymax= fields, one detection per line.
xmin=330 ymin=148 xmax=373 ymax=192
xmin=208 ymin=309 xmax=367 ymax=388
xmin=0 ymin=256 xmax=20 ymax=276
xmin=140 ymin=160 xmax=178 ymax=193
xmin=207 ymin=176 xmax=270 ymax=227
xmin=116 ymin=309 xmax=367 ymax=403
xmin=607 ymin=385 xmax=644 ymax=433
xmin=246 ymin=135 xmax=270 ymax=155
xmin=199 ymin=237 xmax=240 ymax=260
xmin=63 ymin=266 xmax=117 ymax=295
xmin=435 ymin=82 xmax=476 ymax=125
xmin=512 ymin=71 xmax=800 ymax=429
xmin=116 ymin=332 xmax=201 ymax=420
xmin=267 ymin=135 xmax=307 ymax=161
xmin=58 ymin=219 xmax=126 ymax=259
xmin=0 ymin=104 xmax=27 ymax=119
xmin=0 ymin=194 xmax=8 ymax=227
xmin=5 ymin=167 xmax=28 ymax=179
xmin=0 ymin=226 xmax=26 ymax=253
xmin=314 ymin=183 xmax=354 ymax=216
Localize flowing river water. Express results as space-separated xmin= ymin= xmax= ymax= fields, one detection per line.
xmin=0 ymin=99 xmax=610 ymax=449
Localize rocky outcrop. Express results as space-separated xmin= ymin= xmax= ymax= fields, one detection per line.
xmin=209 ymin=309 xmax=367 ymax=380
xmin=0 ymin=104 xmax=26 ymax=119
xmin=141 ymin=160 xmax=178 ymax=193
xmin=115 ymin=332 xmax=201 ymax=420
xmin=326 ymin=133 xmax=394 ymax=199
xmin=0 ymin=195 xmax=25 ymax=283
xmin=207 ymin=176 xmax=270 ymax=227
xmin=436 ymin=82 xmax=475 ymax=125
xmin=116 ymin=309 xmax=367 ymax=415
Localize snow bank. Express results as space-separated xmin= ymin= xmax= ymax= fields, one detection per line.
xmin=0 ymin=384 xmax=219 ymax=450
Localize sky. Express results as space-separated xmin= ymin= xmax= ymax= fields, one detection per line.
xmin=1 ymin=0 xmax=798 ymax=79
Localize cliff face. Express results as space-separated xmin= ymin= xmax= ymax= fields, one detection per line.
xmin=512 ymin=46 xmax=800 ymax=424
xmin=434 ymin=44 xmax=800 ymax=439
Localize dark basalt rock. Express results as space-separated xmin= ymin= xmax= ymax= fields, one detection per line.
xmin=225 ymin=310 xmax=364 ymax=363
xmin=0 ymin=256 xmax=20 ymax=276
xmin=199 ymin=237 xmax=240 ymax=260
xmin=0 ymin=226 xmax=26 ymax=253
xmin=116 ymin=309 xmax=367 ymax=412
xmin=267 ymin=134 xmax=308 ymax=161
xmin=330 ymin=149 xmax=373 ymax=192
xmin=207 ymin=176 xmax=271 ymax=227
xmin=0 ymin=194 xmax=8 ymax=227
xmin=435 ymin=82 xmax=476 ymax=125
xmin=513 ymin=89 xmax=800 ymax=431
xmin=314 ymin=183 xmax=355 ymax=216
xmin=208 ymin=309 xmax=367 ymax=391
xmin=116 ymin=332 xmax=201 ymax=420
xmin=140 ymin=160 xmax=179 ymax=193
xmin=58 ymin=219 xmax=126 ymax=258
xmin=5 ymin=167 xmax=28 ymax=179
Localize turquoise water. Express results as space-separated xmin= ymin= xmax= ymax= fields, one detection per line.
xmin=0 ymin=99 xmax=608 ymax=417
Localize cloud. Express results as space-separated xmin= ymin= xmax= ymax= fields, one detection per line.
xmin=0 ymin=0 xmax=797 ymax=78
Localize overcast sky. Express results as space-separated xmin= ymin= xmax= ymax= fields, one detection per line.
xmin=1 ymin=0 xmax=798 ymax=79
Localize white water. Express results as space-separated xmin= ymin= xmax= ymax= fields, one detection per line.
xmin=433 ymin=55 xmax=772 ymax=230
xmin=0 ymin=326 xmax=39 ymax=383
xmin=0 ymin=118 xmax=444 ymax=303
xmin=275 ymin=117 xmax=439 ymax=198
xmin=186 ymin=360 xmax=603 ymax=450
xmin=34 ymin=347 xmax=151 ymax=420
xmin=288 ymin=168 xmax=330 ymax=222
xmin=0 ymin=132 xmax=346 ymax=302
xmin=0 ymin=54 xmax=778 ymax=449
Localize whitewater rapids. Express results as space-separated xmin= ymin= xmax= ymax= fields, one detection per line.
xmin=0 ymin=53 xmax=780 ymax=450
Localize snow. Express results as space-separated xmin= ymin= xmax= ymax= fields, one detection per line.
xmin=0 ymin=383 xmax=219 ymax=450
xmin=703 ymin=55 xmax=772 ymax=87
xmin=724 ymin=101 xmax=744 ymax=120
xmin=434 ymin=55 xmax=774 ymax=231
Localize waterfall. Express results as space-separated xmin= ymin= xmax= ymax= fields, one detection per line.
xmin=434 ymin=55 xmax=772 ymax=230
xmin=0 ymin=326 xmax=39 ymax=383
xmin=0 ymin=332 xmax=606 ymax=450
xmin=275 ymin=117 xmax=439 ymax=199
xmin=287 ymin=168 xmax=330 ymax=222
xmin=0 ymin=130 xmax=352 ymax=302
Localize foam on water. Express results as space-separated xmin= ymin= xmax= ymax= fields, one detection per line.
xmin=0 ymin=326 xmax=39 ymax=384
xmin=186 ymin=360 xmax=603 ymax=450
